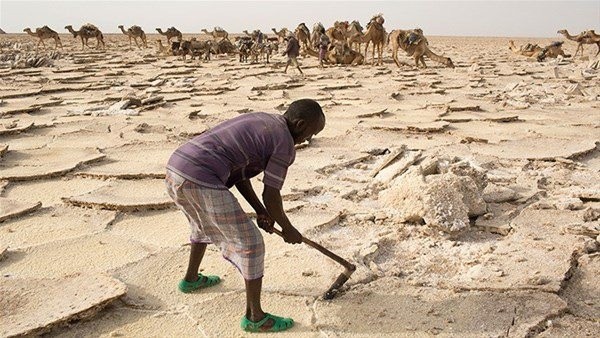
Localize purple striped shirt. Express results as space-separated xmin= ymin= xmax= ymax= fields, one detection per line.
xmin=167 ymin=113 xmax=295 ymax=190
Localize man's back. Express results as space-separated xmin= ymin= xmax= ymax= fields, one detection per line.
xmin=167 ymin=113 xmax=295 ymax=189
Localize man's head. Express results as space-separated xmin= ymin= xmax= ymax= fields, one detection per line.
xmin=284 ymin=99 xmax=325 ymax=145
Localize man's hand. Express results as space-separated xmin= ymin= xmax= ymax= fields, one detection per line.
xmin=256 ymin=213 xmax=274 ymax=233
xmin=281 ymin=226 xmax=302 ymax=244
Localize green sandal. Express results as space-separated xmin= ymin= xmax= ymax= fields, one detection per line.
xmin=178 ymin=273 xmax=221 ymax=293
xmin=240 ymin=313 xmax=294 ymax=333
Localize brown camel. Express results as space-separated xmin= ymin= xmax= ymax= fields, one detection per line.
xmin=179 ymin=38 xmax=214 ymax=61
xmin=155 ymin=39 xmax=171 ymax=56
xmin=508 ymin=40 xmax=543 ymax=57
xmin=23 ymin=26 xmax=62 ymax=50
xmin=118 ymin=25 xmax=147 ymax=49
xmin=295 ymin=23 xmax=311 ymax=50
xmin=156 ymin=27 xmax=182 ymax=44
xmin=311 ymin=22 xmax=325 ymax=48
xmin=389 ymin=29 xmax=454 ymax=68
xmin=360 ymin=14 xmax=386 ymax=65
xmin=201 ymin=27 xmax=228 ymax=40
xmin=346 ymin=21 xmax=364 ymax=51
xmin=326 ymin=21 xmax=349 ymax=44
xmin=65 ymin=24 xmax=105 ymax=50
xmin=305 ymin=42 xmax=364 ymax=65
xmin=557 ymin=29 xmax=600 ymax=57
xmin=271 ymin=28 xmax=289 ymax=43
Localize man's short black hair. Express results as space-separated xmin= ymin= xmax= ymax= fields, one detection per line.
xmin=284 ymin=99 xmax=325 ymax=123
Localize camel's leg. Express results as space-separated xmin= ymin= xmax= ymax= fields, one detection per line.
xmin=392 ymin=45 xmax=400 ymax=67
xmin=574 ymin=43 xmax=582 ymax=57
xmin=372 ymin=44 xmax=376 ymax=65
xmin=595 ymin=42 xmax=600 ymax=57
xmin=364 ymin=41 xmax=370 ymax=64
xmin=80 ymin=37 xmax=86 ymax=50
xmin=420 ymin=56 xmax=427 ymax=68
xmin=134 ymin=37 xmax=141 ymax=49
xmin=377 ymin=43 xmax=382 ymax=65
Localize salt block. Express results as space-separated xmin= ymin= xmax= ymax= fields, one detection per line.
xmin=0 ymin=121 xmax=34 ymax=136
xmin=560 ymin=254 xmax=600 ymax=320
xmin=76 ymin=143 xmax=174 ymax=179
xmin=48 ymin=307 xmax=201 ymax=338
xmin=538 ymin=314 xmax=600 ymax=337
xmin=383 ymin=171 xmax=486 ymax=232
xmin=483 ymin=183 xmax=517 ymax=203
xmin=472 ymin=138 xmax=598 ymax=160
xmin=315 ymin=277 xmax=566 ymax=337
xmin=63 ymin=179 xmax=174 ymax=211
xmin=0 ymin=197 xmax=42 ymax=223
xmin=0 ymin=206 xmax=116 ymax=249
xmin=0 ymin=233 xmax=152 ymax=278
xmin=0 ymin=148 xmax=105 ymax=181
xmin=0 ymin=274 xmax=126 ymax=337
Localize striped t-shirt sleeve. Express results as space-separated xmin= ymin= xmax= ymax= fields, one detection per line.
xmin=263 ymin=152 xmax=295 ymax=190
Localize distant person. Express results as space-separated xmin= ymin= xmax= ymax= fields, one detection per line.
xmin=283 ymin=32 xmax=303 ymax=74
xmin=318 ymin=34 xmax=330 ymax=68
xmin=165 ymin=99 xmax=325 ymax=332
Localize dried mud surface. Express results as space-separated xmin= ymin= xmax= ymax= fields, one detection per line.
xmin=0 ymin=33 xmax=599 ymax=337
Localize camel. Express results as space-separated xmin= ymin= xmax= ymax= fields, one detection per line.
xmin=311 ymin=22 xmax=325 ymax=49
xmin=201 ymin=27 xmax=228 ymax=40
xmin=305 ymin=42 xmax=364 ymax=65
xmin=155 ymin=39 xmax=171 ymax=56
xmin=271 ymin=28 xmax=289 ymax=43
xmin=388 ymin=29 xmax=454 ymax=68
xmin=179 ymin=38 xmax=214 ymax=61
xmin=508 ymin=40 xmax=543 ymax=57
xmin=156 ymin=27 xmax=182 ymax=44
xmin=326 ymin=21 xmax=349 ymax=44
xmin=295 ymin=23 xmax=311 ymax=50
xmin=118 ymin=25 xmax=147 ymax=49
xmin=23 ymin=26 xmax=62 ymax=50
xmin=557 ymin=29 xmax=600 ymax=57
xmin=211 ymin=38 xmax=238 ymax=55
xmin=346 ymin=21 xmax=364 ymax=51
xmin=360 ymin=14 xmax=386 ymax=65
xmin=65 ymin=24 xmax=105 ymax=50
xmin=508 ymin=40 xmax=570 ymax=61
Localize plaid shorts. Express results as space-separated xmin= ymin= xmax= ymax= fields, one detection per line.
xmin=165 ymin=170 xmax=265 ymax=280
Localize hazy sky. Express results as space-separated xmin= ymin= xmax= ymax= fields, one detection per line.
xmin=1 ymin=0 xmax=598 ymax=37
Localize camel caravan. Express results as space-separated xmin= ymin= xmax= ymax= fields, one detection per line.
xmin=19 ymin=16 xmax=600 ymax=68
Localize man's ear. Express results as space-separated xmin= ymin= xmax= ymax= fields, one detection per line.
xmin=295 ymin=119 xmax=306 ymax=131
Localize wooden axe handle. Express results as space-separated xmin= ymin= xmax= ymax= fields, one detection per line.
xmin=271 ymin=228 xmax=356 ymax=272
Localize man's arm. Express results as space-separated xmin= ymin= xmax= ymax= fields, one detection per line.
xmin=235 ymin=179 xmax=267 ymax=214
xmin=235 ymin=179 xmax=275 ymax=232
xmin=263 ymin=185 xmax=302 ymax=244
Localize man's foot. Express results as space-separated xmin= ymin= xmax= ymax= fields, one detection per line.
xmin=178 ymin=273 xmax=221 ymax=293
xmin=241 ymin=313 xmax=294 ymax=332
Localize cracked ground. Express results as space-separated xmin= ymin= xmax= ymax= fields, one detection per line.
xmin=0 ymin=33 xmax=599 ymax=337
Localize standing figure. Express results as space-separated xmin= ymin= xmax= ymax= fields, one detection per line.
xmin=282 ymin=32 xmax=303 ymax=74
